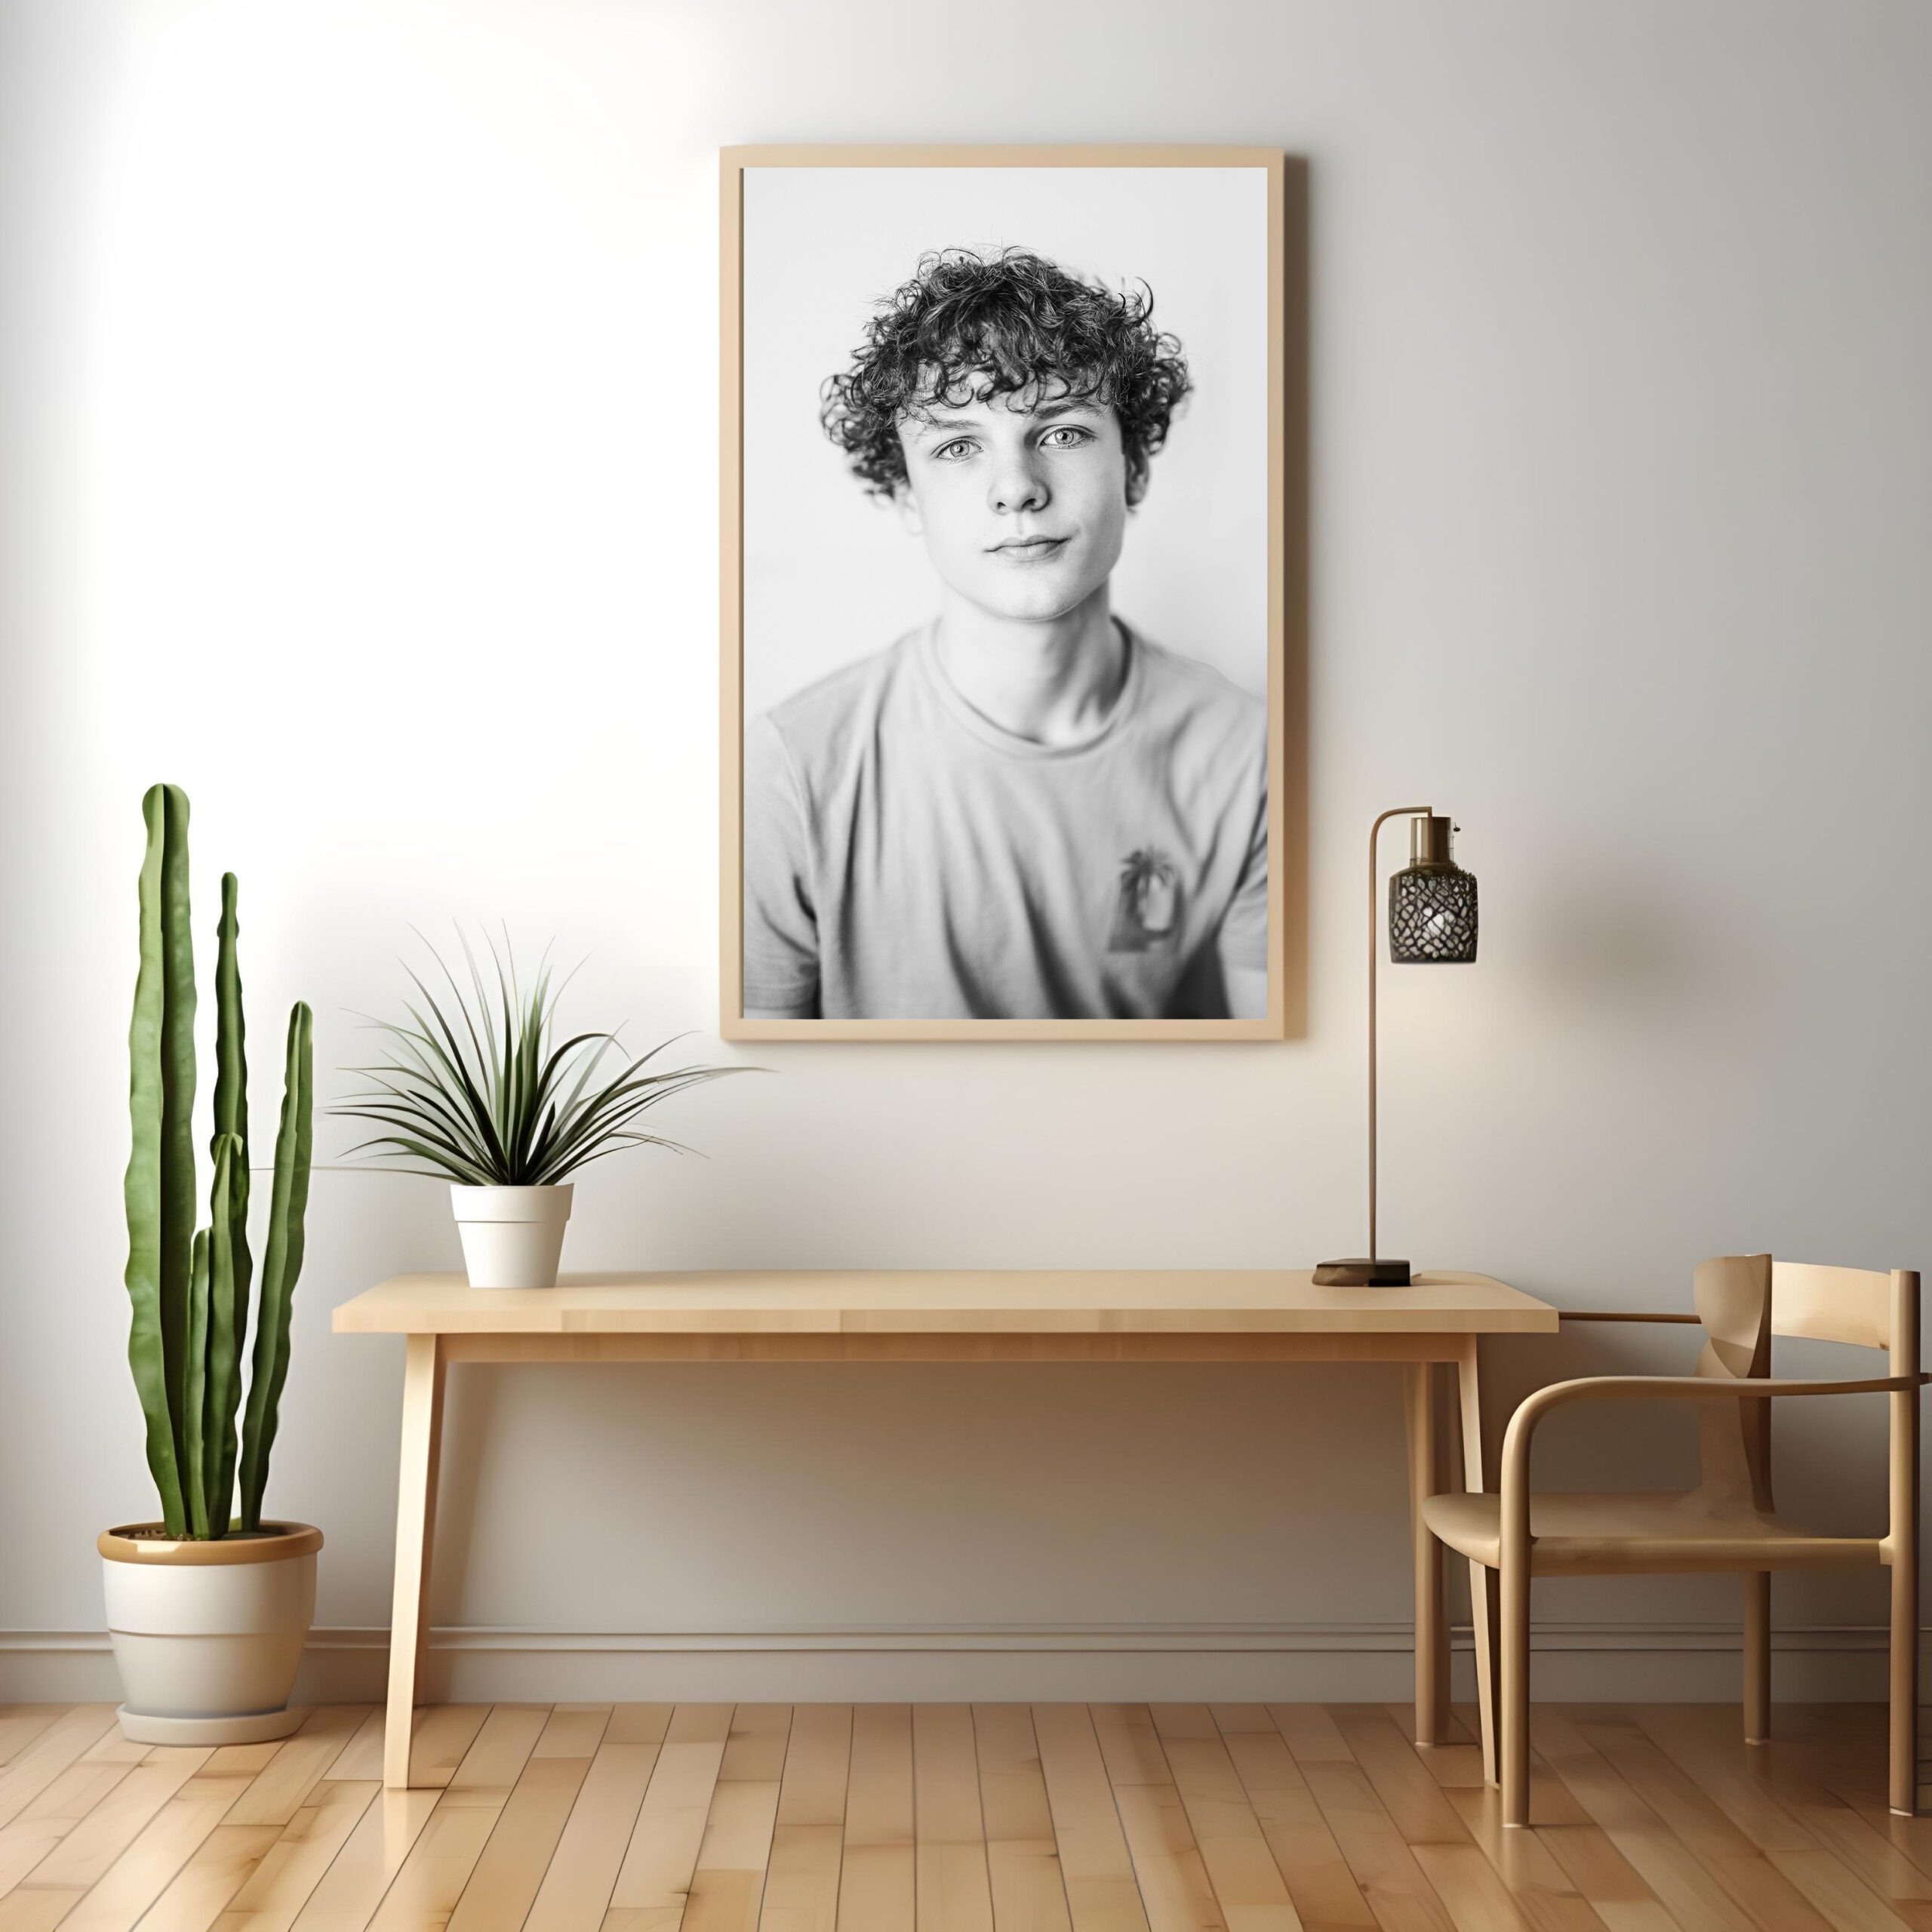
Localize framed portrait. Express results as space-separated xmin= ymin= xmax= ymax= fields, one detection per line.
xmin=721 ymin=145 xmax=1287 ymax=1040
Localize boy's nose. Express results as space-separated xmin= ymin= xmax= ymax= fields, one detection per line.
xmin=988 ymin=456 xmax=1048 ymax=514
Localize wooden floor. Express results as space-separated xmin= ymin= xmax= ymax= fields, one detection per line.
xmin=0 ymin=1700 xmax=1927 ymax=1932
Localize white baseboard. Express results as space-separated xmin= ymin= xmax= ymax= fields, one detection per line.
xmin=3 ymin=1622 xmax=1922 ymax=1706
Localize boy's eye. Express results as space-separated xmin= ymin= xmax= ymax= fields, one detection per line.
xmin=1041 ymin=426 xmax=1094 ymax=450
xmin=933 ymin=439 xmax=977 ymax=463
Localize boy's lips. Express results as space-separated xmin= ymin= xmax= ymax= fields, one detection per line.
xmin=987 ymin=535 xmax=1070 ymax=560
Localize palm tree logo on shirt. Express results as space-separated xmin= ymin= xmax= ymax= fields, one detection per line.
xmin=1109 ymin=847 xmax=1181 ymax=953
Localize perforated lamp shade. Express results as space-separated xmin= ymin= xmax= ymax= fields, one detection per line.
xmin=1389 ymin=826 xmax=1478 ymax=964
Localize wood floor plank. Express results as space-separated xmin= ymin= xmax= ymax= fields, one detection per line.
xmin=777 ymin=1707 xmax=851 ymax=1832
xmin=683 ymin=1775 xmax=783 ymax=1932
xmin=60 ymin=1774 xmax=257 ymax=1932
xmin=445 ymin=1751 xmax=598 ymax=1932
xmin=287 ymin=1786 xmax=441 ymax=1932
xmin=974 ymin=1706 xmax=1072 ymax=1932
xmin=0 ymin=1761 xmax=140 ymax=1894
xmin=1576 ymin=1712 xmax=1881 ymax=1931
xmin=0 ymin=1711 xmax=125 ymax=1830
xmin=721 ymin=1708 xmax=792 ymax=1786
xmin=1109 ymin=1785 xmax=1227 ymax=1932
xmin=1097 ymin=1703 xmax=1222 ymax=1932
xmin=1328 ymin=1707 xmax=1469 ymax=1849
xmin=133 ymin=1821 xmax=288 ymax=1932
xmin=522 ymin=1741 xmax=659 ymax=1932
xmin=835 ymin=1706 xmax=913 ymax=1932
xmin=1031 ymin=1706 xmax=1150 ymax=1932
xmin=1214 ymin=1720 xmax=1377 ymax=1932
xmin=0 ymin=1718 xmax=65 ymax=1774
xmin=1268 ymin=1712 xmax=1352 ymax=1767
xmin=1530 ymin=1823 xmax=1681 ymax=1932
xmin=1088 ymin=1709 xmax=1171 ymax=1791
xmin=534 ymin=1708 xmax=614 ymax=1762
xmin=1575 ymin=1715 xmax=1766 ymax=1863
xmin=1531 ymin=1712 xmax=1763 ymax=1932
xmin=765 ymin=1715 xmax=851 ymax=1932
xmin=365 ymin=1706 xmax=549 ymax=1932
xmin=1292 ymin=1761 xmax=1455 ymax=1932
xmin=1663 ymin=1705 xmax=1932 ymax=1911
xmin=1409 ymin=1843 xmax=1544 ymax=1932
xmin=605 ymin=1709 xmax=675 ymax=1749
xmin=402 ymin=1706 xmax=492 ymax=1792
xmin=226 ymin=1710 xmax=374 ymax=1830
xmin=317 ymin=1714 xmax=385 ymax=1786
xmin=1148 ymin=1704 xmax=1300 ymax=1931
xmin=1208 ymin=1709 xmax=1275 ymax=1738
xmin=0 ymin=1887 xmax=82 ymax=1932
xmin=1438 ymin=1788 xmax=1609 ymax=1932
xmin=667 ymin=1707 xmax=737 ymax=1746
xmin=19 ymin=1747 xmax=212 ymax=1890
xmin=211 ymin=1777 xmax=380 ymax=1932
xmin=913 ymin=1703 xmax=995 ymax=1932
xmin=606 ymin=1705 xmax=732 ymax=1922
xmin=77 ymin=1727 xmax=151 ymax=1769
xmin=1767 ymin=1847 xmax=1927 ymax=1932
xmin=1628 ymin=1706 xmax=1816 ymax=1854
xmin=759 ymin=1823 xmax=842 ymax=1932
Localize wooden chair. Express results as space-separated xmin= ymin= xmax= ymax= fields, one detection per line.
xmin=1420 ymin=1255 xmax=1925 ymax=1826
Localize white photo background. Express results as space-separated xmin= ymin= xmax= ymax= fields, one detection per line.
xmin=740 ymin=165 xmax=1270 ymax=721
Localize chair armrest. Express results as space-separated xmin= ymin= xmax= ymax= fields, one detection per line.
xmin=1558 ymin=1310 xmax=1703 ymax=1324
xmin=1494 ymin=1372 xmax=1930 ymax=1565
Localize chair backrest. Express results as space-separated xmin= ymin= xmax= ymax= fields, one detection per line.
xmin=1687 ymin=1257 xmax=1922 ymax=1529
xmin=1771 ymin=1260 xmax=1912 ymax=1355
xmin=1690 ymin=1254 xmax=1774 ymax=1509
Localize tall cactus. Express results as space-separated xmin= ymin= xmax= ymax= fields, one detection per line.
xmin=240 ymin=1006 xmax=312 ymax=1533
xmin=124 ymin=786 xmax=313 ymax=1539
xmin=125 ymin=785 xmax=194 ymax=1535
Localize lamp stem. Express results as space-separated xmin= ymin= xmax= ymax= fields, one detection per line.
xmin=1368 ymin=807 xmax=1429 ymax=1263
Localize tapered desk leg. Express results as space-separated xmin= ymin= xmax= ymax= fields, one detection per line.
xmin=1406 ymin=1362 xmax=1448 ymax=1745
xmin=1457 ymin=1337 xmax=1503 ymax=1784
xmin=384 ymin=1334 xmax=445 ymax=1789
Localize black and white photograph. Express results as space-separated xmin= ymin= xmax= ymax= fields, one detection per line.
xmin=723 ymin=147 xmax=1286 ymax=1038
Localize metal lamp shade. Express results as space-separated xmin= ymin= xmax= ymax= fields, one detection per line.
xmin=1388 ymin=863 xmax=1478 ymax=964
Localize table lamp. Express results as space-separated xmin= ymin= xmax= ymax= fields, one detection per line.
xmin=1315 ymin=808 xmax=1478 ymax=1288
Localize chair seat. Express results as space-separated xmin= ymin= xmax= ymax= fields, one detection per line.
xmin=1420 ymin=1488 xmax=1883 ymax=1576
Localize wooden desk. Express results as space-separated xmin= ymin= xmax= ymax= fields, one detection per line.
xmin=334 ymin=1269 xmax=1558 ymax=1788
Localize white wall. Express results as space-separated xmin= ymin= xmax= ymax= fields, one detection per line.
xmin=5 ymin=0 xmax=1930 ymax=1703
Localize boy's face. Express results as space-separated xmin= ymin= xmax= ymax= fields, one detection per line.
xmin=892 ymin=379 xmax=1130 ymax=624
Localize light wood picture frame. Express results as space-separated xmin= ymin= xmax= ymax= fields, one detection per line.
xmin=721 ymin=145 xmax=1291 ymax=1041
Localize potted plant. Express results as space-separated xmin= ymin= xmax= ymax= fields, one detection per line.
xmin=335 ymin=934 xmax=740 ymax=1288
xmin=106 ymin=784 xmax=316 ymax=1744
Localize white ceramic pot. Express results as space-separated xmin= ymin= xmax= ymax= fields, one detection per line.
xmin=451 ymin=1183 xmax=573 ymax=1288
xmin=99 ymin=1521 xmax=321 ymax=1744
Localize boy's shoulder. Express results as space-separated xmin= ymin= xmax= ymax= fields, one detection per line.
xmin=1130 ymin=628 xmax=1267 ymax=758
xmin=755 ymin=631 xmax=922 ymax=784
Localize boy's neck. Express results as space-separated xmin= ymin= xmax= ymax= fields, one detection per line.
xmin=931 ymin=588 xmax=1127 ymax=749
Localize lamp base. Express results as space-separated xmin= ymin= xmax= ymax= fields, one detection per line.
xmin=1312 ymin=1257 xmax=1412 ymax=1287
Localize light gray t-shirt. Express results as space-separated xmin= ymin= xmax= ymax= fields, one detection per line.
xmin=743 ymin=619 xmax=1268 ymax=1020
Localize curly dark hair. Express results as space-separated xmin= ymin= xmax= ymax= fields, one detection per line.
xmin=819 ymin=247 xmax=1192 ymax=509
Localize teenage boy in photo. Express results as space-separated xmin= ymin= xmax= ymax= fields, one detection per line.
xmin=743 ymin=246 xmax=1269 ymax=1021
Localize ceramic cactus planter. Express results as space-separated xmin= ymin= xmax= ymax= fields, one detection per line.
xmin=99 ymin=1521 xmax=321 ymax=1743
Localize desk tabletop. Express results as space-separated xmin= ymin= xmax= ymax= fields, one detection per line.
xmin=333 ymin=1269 xmax=1558 ymax=1337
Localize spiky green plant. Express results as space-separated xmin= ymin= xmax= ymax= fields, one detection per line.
xmin=124 ymin=784 xmax=313 ymax=1540
xmin=333 ymin=934 xmax=741 ymax=1186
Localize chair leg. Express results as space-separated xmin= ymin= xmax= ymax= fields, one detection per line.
xmin=1744 ymin=1571 xmax=1771 ymax=1745
xmin=1501 ymin=1555 xmax=1530 ymax=1826
xmin=1891 ymin=1553 xmax=1919 ymax=1815
xmin=1406 ymin=1363 xmax=1449 ymax=1746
